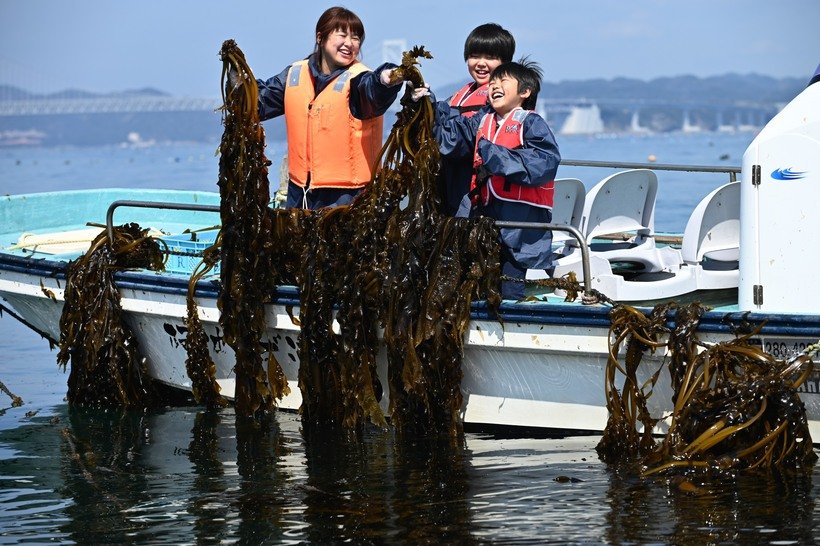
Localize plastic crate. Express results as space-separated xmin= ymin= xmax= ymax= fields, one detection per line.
xmin=161 ymin=231 xmax=220 ymax=275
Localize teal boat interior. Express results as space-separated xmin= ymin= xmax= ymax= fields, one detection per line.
xmin=0 ymin=189 xmax=223 ymax=269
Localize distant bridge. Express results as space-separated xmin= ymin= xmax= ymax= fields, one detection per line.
xmin=0 ymin=96 xmax=222 ymax=116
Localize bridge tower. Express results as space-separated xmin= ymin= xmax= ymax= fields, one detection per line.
xmin=381 ymin=39 xmax=407 ymax=66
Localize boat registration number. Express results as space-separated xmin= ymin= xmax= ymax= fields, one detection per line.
xmin=750 ymin=337 xmax=820 ymax=396
xmin=750 ymin=337 xmax=816 ymax=360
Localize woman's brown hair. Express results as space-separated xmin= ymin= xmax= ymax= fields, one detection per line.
xmin=314 ymin=6 xmax=365 ymax=51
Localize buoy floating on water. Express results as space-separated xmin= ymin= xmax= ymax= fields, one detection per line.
xmin=647 ymin=154 xmax=657 ymax=162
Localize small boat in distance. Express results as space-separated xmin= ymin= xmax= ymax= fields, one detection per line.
xmin=1 ymin=78 xmax=818 ymax=438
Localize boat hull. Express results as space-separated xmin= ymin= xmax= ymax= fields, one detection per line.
xmin=2 ymin=254 xmax=818 ymax=440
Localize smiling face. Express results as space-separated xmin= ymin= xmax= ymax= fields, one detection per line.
xmin=318 ymin=26 xmax=361 ymax=74
xmin=467 ymin=54 xmax=503 ymax=86
xmin=488 ymin=74 xmax=531 ymax=117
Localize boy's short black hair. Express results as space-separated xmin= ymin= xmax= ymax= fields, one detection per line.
xmin=490 ymin=57 xmax=543 ymax=111
xmin=463 ymin=23 xmax=515 ymax=63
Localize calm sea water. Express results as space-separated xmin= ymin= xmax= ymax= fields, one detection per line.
xmin=1 ymin=133 xmax=818 ymax=545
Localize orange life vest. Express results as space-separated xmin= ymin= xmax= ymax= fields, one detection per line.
xmin=472 ymin=108 xmax=554 ymax=209
xmin=284 ymin=59 xmax=383 ymax=189
xmin=449 ymin=82 xmax=489 ymax=118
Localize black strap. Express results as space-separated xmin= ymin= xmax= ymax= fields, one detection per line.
xmin=468 ymin=165 xmax=492 ymax=200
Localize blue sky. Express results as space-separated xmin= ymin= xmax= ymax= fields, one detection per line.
xmin=1 ymin=0 xmax=818 ymax=97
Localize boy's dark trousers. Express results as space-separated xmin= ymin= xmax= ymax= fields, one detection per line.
xmin=500 ymin=245 xmax=527 ymax=300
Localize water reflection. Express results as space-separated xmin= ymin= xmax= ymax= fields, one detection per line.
xmin=603 ymin=463 xmax=817 ymax=544
xmin=300 ymin=425 xmax=475 ymax=544
xmin=233 ymin=414 xmax=290 ymax=543
xmin=187 ymin=410 xmax=230 ymax=543
xmin=0 ymin=405 xmax=816 ymax=544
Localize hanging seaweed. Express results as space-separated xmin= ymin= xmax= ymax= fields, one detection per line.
xmin=215 ymin=39 xmax=290 ymax=417
xmin=183 ymin=239 xmax=227 ymax=408
xmin=643 ymin=329 xmax=817 ymax=475
xmin=292 ymin=47 xmax=439 ymax=431
xmin=296 ymin=47 xmax=502 ymax=437
xmin=57 ymin=223 xmax=164 ymax=406
xmin=596 ymin=303 xmax=672 ymax=463
xmin=597 ymin=302 xmax=817 ymax=475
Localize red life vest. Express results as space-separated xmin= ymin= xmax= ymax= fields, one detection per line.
xmin=449 ymin=82 xmax=488 ymax=118
xmin=472 ymin=108 xmax=554 ymax=209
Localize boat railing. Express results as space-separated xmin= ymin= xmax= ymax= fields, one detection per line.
xmin=562 ymin=159 xmax=741 ymax=182
xmin=106 ymin=200 xmax=221 ymax=243
xmin=494 ymin=221 xmax=591 ymax=294
xmin=106 ymin=201 xmax=595 ymax=296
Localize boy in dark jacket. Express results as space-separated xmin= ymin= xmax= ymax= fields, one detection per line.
xmin=427 ymin=59 xmax=560 ymax=300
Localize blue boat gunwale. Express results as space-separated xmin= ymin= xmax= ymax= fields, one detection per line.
xmin=3 ymin=251 xmax=820 ymax=339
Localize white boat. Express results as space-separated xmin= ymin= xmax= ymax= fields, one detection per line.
xmin=559 ymin=103 xmax=605 ymax=135
xmin=1 ymin=79 xmax=818 ymax=439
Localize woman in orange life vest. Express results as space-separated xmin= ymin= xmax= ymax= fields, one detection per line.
xmin=440 ymin=23 xmax=515 ymax=218
xmin=428 ymin=59 xmax=560 ymax=300
xmin=251 ymin=7 xmax=407 ymax=210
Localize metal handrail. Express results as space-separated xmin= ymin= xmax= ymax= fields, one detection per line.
xmin=106 ymin=203 xmax=593 ymax=295
xmin=105 ymin=200 xmax=220 ymax=243
xmin=561 ymin=159 xmax=741 ymax=182
xmin=495 ymin=221 xmax=591 ymax=294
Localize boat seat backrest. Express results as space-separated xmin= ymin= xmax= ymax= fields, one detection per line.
xmin=551 ymin=178 xmax=585 ymax=228
xmin=550 ymin=178 xmax=585 ymax=244
xmin=681 ymin=181 xmax=740 ymax=265
xmin=580 ymin=169 xmax=658 ymax=242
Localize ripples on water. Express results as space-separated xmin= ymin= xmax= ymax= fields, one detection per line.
xmin=1 ymin=309 xmax=818 ymax=544
xmin=1 ymin=134 xmax=818 ymax=544
xmin=0 ymin=405 xmax=818 ymax=544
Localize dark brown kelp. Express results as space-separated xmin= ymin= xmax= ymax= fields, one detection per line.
xmin=597 ymin=302 xmax=817 ymax=475
xmin=294 ymin=46 xmax=433 ymax=431
xmin=216 ymin=39 xmax=290 ymax=416
xmin=379 ymin=49 xmax=501 ymax=437
xmin=57 ymin=224 xmax=164 ymax=406
xmin=596 ymin=303 xmax=672 ymax=462
xmin=643 ymin=329 xmax=817 ymax=475
xmin=285 ymin=46 xmax=501 ymax=436
xmin=178 ymin=43 xmax=499 ymax=433
xmin=183 ymin=238 xmax=227 ymax=408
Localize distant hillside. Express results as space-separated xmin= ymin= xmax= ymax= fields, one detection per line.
xmin=435 ymin=73 xmax=806 ymax=105
xmin=436 ymin=73 xmax=808 ymax=133
xmin=0 ymin=73 xmax=810 ymax=146
xmin=0 ymin=85 xmax=170 ymax=101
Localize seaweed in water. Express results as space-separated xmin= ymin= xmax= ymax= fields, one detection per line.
xmin=597 ymin=302 xmax=817 ymax=475
xmin=183 ymin=235 xmax=227 ymax=409
xmin=57 ymin=223 xmax=164 ymax=406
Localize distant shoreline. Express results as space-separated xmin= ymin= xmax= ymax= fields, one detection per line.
xmin=1 ymin=72 xmax=804 ymax=147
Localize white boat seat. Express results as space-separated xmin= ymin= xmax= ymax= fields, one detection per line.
xmin=681 ymin=181 xmax=740 ymax=287
xmin=550 ymin=178 xmax=585 ymax=244
xmin=553 ymin=169 xmax=682 ymax=275
xmin=682 ymin=181 xmax=740 ymax=264
xmin=581 ymin=168 xmax=658 ymax=243
xmin=583 ymin=181 xmax=740 ymax=301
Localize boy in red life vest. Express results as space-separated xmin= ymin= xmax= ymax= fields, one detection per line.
xmin=426 ymin=59 xmax=560 ymax=300
xmin=439 ymin=23 xmax=515 ymax=218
